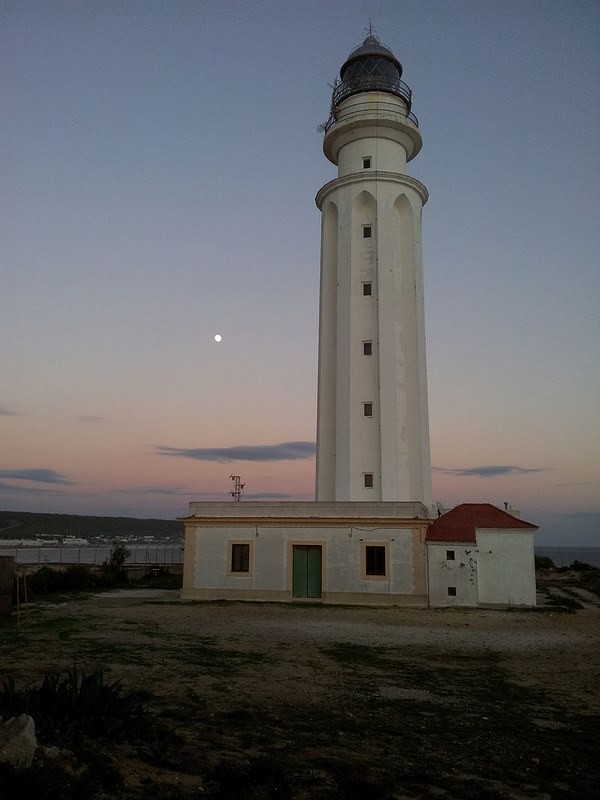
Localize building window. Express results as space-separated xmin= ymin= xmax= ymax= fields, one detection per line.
xmin=363 ymin=157 xmax=371 ymax=169
xmin=227 ymin=541 xmax=253 ymax=575
xmin=363 ymin=402 xmax=373 ymax=417
xmin=362 ymin=543 xmax=389 ymax=579
xmin=362 ymin=340 xmax=372 ymax=356
xmin=363 ymin=473 xmax=374 ymax=488
xmin=362 ymin=282 xmax=372 ymax=296
xmin=447 ymin=586 xmax=457 ymax=596
xmin=446 ymin=550 xmax=455 ymax=561
xmin=362 ymin=225 xmax=372 ymax=238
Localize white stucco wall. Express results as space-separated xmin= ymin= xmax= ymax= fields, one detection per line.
xmin=190 ymin=524 xmax=419 ymax=597
xmin=476 ymin=530 xmax=537 ymax=606
xmin=426 ymin=543 xmax=479 ymax=607
xmin=315 ymin=88 xmax=432 ymax=511
xmin=181 ymin=505 xmax=430 ymax=605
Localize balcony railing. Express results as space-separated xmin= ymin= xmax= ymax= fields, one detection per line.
xmin=320 ymin=98 xmax=419 ymax=134
xmin=332 ymin=75 xmax=412 ymax=110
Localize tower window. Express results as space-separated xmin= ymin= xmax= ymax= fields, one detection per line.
xmin=362 ymin=341 xmax=372 ymax=356
xmin=362 ymin=157 xmax=371 ymax=169
xmin=363 ymin=473 xmax=374 ymax=488
xmin=446 ymin=550 xmax=455 ymax=561
xmin=362 ymin=282 xmax=372 ymax=296
xmin=447 ymin=586 xmax=457 ymax=597
xmin=362 ymin=225 xmax=372 ymax=238
xmin=363 ymin=403 xmax=373 ymax=417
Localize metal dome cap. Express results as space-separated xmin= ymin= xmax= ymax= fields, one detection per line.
xmin=328 ymin=33 xmax=412 ymax=115
xmin=340 ymin=34 xmax=403 ymax=81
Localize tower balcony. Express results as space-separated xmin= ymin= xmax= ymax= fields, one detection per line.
xmin=322 ymin=91 xmax=422 ymax=165
xmin=321 ymin=76 xmax=418 ymax=135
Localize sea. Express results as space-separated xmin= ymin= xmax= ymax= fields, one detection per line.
xmin=535 ymin=546 xmax=600 ymax=568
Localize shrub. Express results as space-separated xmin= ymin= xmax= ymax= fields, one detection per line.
xmin=0 ymin=666 xmax=148 ymax=745
xmin=26 ymin=565 xmax=95 ymax=596
xmin=568 ymin=560 xmax=596 ymax=571
xmin=101 ymin=543 xmax=131 ymax=584
xmin=535 ymin=555 xmax=555 ymax=571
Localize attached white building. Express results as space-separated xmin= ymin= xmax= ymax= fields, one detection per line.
xmin=426 ymin=504 xmax=538 ymax=607
xmin=181 ymin=502 xmax=429 ymax=606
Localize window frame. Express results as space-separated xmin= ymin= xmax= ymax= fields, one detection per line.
xmin=227 ymin=540 xmax=254 ymax=576
xmin=363 ymin=402 xmax=373 ymax=417
xmin=362 ymin=224 xmax=372 ymax=239
xmin=446 ymin=550 xmax=455 ymax=561
xmin=362 ymin=542 xmax=390 ymax=580
xmin=362 ymin=340 xmax=373 ymax=356
xmin=447 ymin=586 xmax=457 ymax=597
xmin=362 ymin=282 xmax=372 ymax=296
xmin=363 ymin=472 xmax=374 ymax=488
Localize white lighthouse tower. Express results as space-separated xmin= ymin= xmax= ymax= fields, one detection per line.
xmin=316 ymin=34 xmax=433 ymax=510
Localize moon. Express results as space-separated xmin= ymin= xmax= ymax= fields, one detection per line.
xmin=214 ymin=334 xmax=222 ymax=342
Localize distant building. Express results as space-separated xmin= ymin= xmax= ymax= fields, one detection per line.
xmin=426 ymin=504 xmax=538 ymax=607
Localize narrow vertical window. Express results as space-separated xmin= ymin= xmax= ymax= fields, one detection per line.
xmin=362 ymin=157 xmax=371 ymax=169
xmin=362 ymin=341 xmax=372 ymax=356
xmin=362 ymin=282 xmax=372 ymax=296
xmin=365 ymin=545 xmax=386 ymax=576
xmin=363 ymin=473 xmax=374 ymax=488
xmin=231 ymin=543 xmax=250 ymax=573
xmin=362 ymin=225 xmax=372 ymax=238
xmin=363 ymin=402 xmax=373 ymax=417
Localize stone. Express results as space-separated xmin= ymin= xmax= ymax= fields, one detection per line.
xmin=0 ymin=714 xmax=37 ymax=768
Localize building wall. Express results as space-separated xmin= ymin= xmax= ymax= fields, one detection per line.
xmin=315 ymin=173 xmax=431 ymax=508
xmin=426 ymin=544 xmax=478 ymax=607
xmin=315 ymin=88 xmax=432 ymax=510
xmin=476 ymin=530 xmax=536 ymax=606
xmin=181 ymin=511 xmax=428 ymax=606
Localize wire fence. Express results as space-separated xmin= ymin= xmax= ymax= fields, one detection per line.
xmin=0 ymin=544 xmax=184 ymax=567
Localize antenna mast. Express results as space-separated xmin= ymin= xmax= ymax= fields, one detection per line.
xmin=229 ymin=474 xmax=245 ymax=502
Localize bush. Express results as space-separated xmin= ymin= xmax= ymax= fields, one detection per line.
xmin=568 ymin=560 xmax=596 ymax=571
xmin=0 ymin=666 xmax=149 ymax=745
xmin=101 ymin=543 xmax=131 ymax=584
xmin=26 ymin=565 xmax=95 ymax=597
xmin=535 ymin=556 xmax=555 ymax=571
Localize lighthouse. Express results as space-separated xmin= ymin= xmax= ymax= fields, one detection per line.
xmin=315 ymin=34 xmax=433 ymax=511
xmin=181 ymin=33 xmax=434 ymax=607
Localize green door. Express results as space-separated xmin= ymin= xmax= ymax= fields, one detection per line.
xmin=292 ymin=545 xmax=322 ymax=598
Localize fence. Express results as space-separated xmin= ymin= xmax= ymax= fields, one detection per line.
xmin=0 ymin=544 xmax=184 ymax=567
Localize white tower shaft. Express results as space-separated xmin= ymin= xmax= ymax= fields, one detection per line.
xmin=315 ymin=38 xmax=432 ymax=510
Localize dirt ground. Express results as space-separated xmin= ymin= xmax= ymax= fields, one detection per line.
xmin=3 ymin=589 xmax=600 ymax=799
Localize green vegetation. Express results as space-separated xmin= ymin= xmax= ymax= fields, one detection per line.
xmin=535 ymin=554 xmax=555 ymax=570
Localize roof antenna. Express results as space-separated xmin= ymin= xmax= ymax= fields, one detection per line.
xmin=229 ymin=474 xmax=245 ymax=502
xmin=365 ymin=19 xmax=377 ymax=38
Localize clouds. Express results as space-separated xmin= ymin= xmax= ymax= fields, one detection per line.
xmin=110 ymin=486 xmax=192 ymax=497
xmin=0 ymin=468 xmax=73 ymax=485
xmin=0 ymin=408 xmax=19 ymax=416
xmin=434 ymin=465 xmax=545 ymax=478
xmin=156 ymin=441 xmax=316 ymax=463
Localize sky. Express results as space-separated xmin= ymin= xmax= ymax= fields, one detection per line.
xmin=1 ymin=0 xmax=599 ymax=546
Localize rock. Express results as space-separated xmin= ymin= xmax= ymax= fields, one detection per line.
xmin=0 ymin=714 xmax=37 ymax=767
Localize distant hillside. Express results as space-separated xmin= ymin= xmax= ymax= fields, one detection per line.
xmin=0 ymin=510 xmax=183 ymax=542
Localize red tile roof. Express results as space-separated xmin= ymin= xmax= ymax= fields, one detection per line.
xmin=426 ymin=503 xmax=538 ymax=543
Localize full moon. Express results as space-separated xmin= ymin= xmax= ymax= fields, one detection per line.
xmin=214 ymin=334 xmax=222 ymax=342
